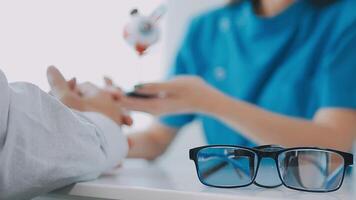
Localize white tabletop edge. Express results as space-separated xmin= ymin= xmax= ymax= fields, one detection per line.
xmin=63 ymin=184 xmax=275 ymax=200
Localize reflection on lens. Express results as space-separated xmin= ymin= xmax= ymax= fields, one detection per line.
xmin=196 ymin=147 xmax=257 ymax=187
xmin=278 ymin=149 xmax=345 ymax=191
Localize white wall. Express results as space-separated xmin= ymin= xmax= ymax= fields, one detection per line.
xmin=0 ymin=0 xmax=167 ymax=90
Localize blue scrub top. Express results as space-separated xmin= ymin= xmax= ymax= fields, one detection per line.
xmin=160 ymin=0 xmax=356 ymax=147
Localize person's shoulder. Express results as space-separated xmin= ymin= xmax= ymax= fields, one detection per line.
xmin=185 ymin=1 xmax=245 ymax=41
xmin=318 ymin=0 xmax=356 ymax=34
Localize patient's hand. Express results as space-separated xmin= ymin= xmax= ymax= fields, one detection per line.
xmin=47 ymin=66 xmax=132 ymax=126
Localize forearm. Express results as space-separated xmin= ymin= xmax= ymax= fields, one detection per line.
xmin=202 ymin=94 xmax=355 ymax=151
xmin=128 ymin=123 xmax=177 ymax=160
xmin=128 ymin=133 xmax=165 ymax=160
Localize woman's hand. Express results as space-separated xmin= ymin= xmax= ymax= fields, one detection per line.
xmin=121 ymin=76 xmax=225 ymax=116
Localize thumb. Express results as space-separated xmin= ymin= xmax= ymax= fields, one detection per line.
xmin=47 ymin=66 xmax=69 ymax=96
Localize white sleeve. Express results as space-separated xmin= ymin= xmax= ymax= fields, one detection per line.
xmin=0 ymin=70 xmax=128 ymax=200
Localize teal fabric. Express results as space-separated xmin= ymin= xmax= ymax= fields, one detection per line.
xmin=160 ymin=0 xmax=356 ymax=147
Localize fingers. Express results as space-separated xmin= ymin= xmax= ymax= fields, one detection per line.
xmin=68 ymin=78 xmax=77 ymax=90
xmin=104 ymin=76 xmax=114 ymax=86
xmin=112 ymin=112 xmax=133 ymax=126
xmin=122 ymin=115 xmax=133 ymax=126
xmin=134 ymin=82 xmax=171 ymax=96
xmin=68 ymin=78 xmax=83 ymax=96
xmin=118 ymin=106 xmax=133 ymax=126
xmin=47 ymin=66 xmax=69 ymax=95
xmin=104 ymin=86 xmax=123 ymax=101
xmin=121 ymin=96 xmax=160 ymax=114
xmin=103 ymin=76 xmax=124 ymax=100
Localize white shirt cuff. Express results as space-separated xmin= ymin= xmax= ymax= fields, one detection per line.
xmin=80 ymin=112 xmax=128 ymax=170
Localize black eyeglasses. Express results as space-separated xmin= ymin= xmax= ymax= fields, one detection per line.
xmin=189 ymin=145 xmax=354 ymax=192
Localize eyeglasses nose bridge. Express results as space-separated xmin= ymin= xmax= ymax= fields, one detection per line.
xmin=257 ymin=151 xmax=279 ymax=159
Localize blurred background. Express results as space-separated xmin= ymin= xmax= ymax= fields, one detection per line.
xmin=1 ymin=0 xmax=355 ymax=191
xmin=0 ymin=0 xmax=226 ymax=161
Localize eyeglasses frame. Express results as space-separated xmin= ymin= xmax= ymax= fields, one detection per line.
xmin=189 ymin=145 xmax=354 ymax=193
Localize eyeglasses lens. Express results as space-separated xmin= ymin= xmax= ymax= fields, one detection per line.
xmin=278 ymin=149 xmax=345 ymax=192
xmin=196 ymin=147 xmax=257 ymax=187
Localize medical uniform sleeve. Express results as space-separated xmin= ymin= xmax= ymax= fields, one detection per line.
xmin=160 ymin=17 xmax=205 ymax=128
xmin=320 ymin=27 xmax=356 ymax=109
xmin=0 ymin=70 xmax=128 ymax=200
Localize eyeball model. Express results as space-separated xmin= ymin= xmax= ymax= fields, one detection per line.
xmin=123 ymin=5 xmax=166 ymax=55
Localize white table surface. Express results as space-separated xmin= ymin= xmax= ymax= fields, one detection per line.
xmin=41 ymin=159 xmax=354 ymax=200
